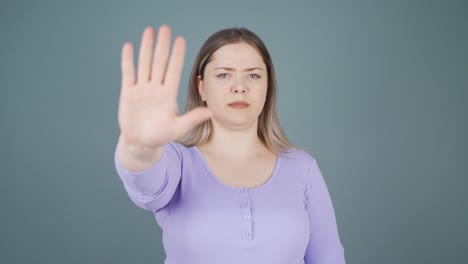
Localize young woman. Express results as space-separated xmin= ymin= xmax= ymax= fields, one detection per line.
xmin=114 ymin=24 xmax=346 ymax=264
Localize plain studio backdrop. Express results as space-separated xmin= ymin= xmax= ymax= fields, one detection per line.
xmin=1 ymin=0 xmax=466 ymax=263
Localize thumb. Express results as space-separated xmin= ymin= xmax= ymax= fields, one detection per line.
xmin=173 ymin=107 xmax=213 ymax=138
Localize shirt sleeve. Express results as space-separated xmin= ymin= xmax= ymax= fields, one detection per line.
xmin=114 ymin=142 xmax=182 ymax=213
xmin=304 ymin=157 xmax=346 ymax=264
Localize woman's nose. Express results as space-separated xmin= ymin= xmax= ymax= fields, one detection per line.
xmin=231 ymin=79 xmax=247 ymax=93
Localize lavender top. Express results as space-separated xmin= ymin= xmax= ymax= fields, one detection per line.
xmin=114 ymin=142 xmax=346 ymax=264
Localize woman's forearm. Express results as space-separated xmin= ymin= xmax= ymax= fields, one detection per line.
xmin=116 ymin=134 xmax=164 ymax=172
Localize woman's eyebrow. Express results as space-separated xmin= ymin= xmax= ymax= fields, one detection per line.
xmin=214 ymin=67 xmax=264 ymax=71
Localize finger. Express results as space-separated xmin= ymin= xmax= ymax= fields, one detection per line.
xmin=121 ymin=42 xmax=135 ymax=88
xmin=151 ymin=25 xmax=171 ymax=84
xmin=173 ymin=107 xmax=213 ymax=139
xmin=137 ymin=27 xmax=155 ymax=82
xmin=164 ymin=36 xmax=186 ymax=98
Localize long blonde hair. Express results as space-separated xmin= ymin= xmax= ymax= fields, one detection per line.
xmin=177 ymin=27 xmax=294 ymax=153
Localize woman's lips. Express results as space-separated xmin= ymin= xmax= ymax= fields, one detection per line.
xmin=228 ymin=101 xmax=250 ymax=109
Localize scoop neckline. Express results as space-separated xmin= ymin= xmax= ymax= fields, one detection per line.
xmin=192 ymin=145 xmax=282 ymax=192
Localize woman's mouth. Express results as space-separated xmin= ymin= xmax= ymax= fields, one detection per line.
xmin=228 ymin=101 xmax=250 ymax=109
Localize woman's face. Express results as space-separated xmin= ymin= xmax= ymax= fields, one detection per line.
xmin=198 ymin=42 xmax=268 ymax=130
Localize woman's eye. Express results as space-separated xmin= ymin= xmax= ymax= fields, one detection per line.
xmin=217 ymin=73 xmax=230 ymax=78
xmin=249 ymin=73 xmax=261 ymax=79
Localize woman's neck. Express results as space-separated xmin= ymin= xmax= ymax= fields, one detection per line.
xmin=198 ymin=120 xmax=268 ymax=158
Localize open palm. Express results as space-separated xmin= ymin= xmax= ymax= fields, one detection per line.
xmin=118 ymin=25 xmax=212 ymax=148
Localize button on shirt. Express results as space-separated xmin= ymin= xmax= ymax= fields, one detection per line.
xmin=114 ymin=142 xmax=346 ymax=264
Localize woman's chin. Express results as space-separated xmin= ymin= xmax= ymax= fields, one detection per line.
xmin=214 ymin=116 xmax=257 ymax=130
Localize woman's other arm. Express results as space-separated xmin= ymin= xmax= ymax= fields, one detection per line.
xmin=304 ymin=158 xmax=346 ymax=264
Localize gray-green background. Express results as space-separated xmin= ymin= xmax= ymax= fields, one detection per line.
xmin=1 ymin=0 xmax=466 ymax=263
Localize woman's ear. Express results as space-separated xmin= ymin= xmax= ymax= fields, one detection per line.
xmin=197 ymin=75 xmax=206 ymax=100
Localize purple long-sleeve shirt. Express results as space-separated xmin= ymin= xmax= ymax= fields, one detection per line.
xmin=114 ymin=142 xmax=346 ymax=264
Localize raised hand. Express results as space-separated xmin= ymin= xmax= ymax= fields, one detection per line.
xmin=118 ymin=25 xmax=212 ymax=149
